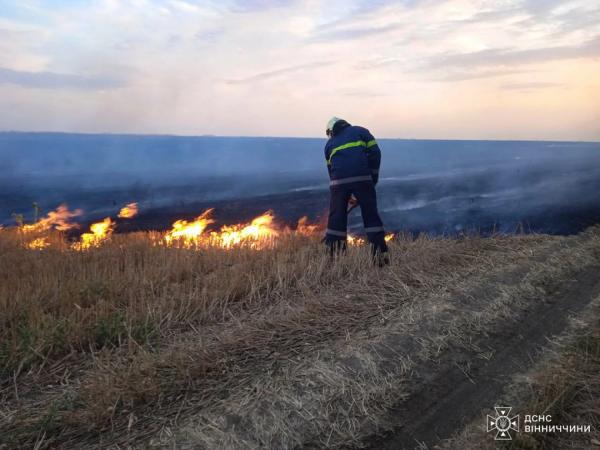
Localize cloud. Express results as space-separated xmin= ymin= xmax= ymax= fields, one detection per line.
xmin=449 ymin=2 xmax=600 ymax=42
xmin=224 ymin=61 xmax=332 ymax=84
xmin=336 ymin=0 xmax=419 ymax=17
xmin=171 ymin=0 xmax=297 ymax=14
xmin=311 ymin=23 xmax=400 ymax=41
xmin=456 ymin=7 xmax=525 ymax=24
xmin=169 ymin=0 xmax=205 ymax=13
xmin=548 ymin=5 xmax=600 ymax=36
xmin=0 ymin=0 xmax=598 ymax=140
xmin=216 ymin=0 xmax=296 ymax=13
xmin=423 ymin=35 xmax=600 ymax=70
xmin=0 ymin=67 xmax=125 ymax=90
xmin=501 ymin=81 xmax=564 ymax=90
xmin=0 ymin=28 xmax=34 ymax=40
xmin=342 ymin=89 xmax=387 ymax=98
xmin=475 ymin=2 xmax=600 ymax=39
xmin=351 ymin=0 xmax=415 ymax=15
xmin=521 ymin=0 xmax=564 ymax=16
xmin=195 ymin=27 xmax=225 ymax=43
xmin=431 ymin=68 xmax=532 ymax=82
xmin=309 ymin=0 xmax=414 ymax=38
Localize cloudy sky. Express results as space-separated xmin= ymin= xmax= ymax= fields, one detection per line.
xmin=0 ymin=0 xmax=599 ymax=140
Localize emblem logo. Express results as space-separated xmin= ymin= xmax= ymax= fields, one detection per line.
xmin=487 ymin=406 xmax=519 ymax=440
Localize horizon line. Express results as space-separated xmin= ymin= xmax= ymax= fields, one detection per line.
xmin=0 ymin=129 xmax=598 ymax=144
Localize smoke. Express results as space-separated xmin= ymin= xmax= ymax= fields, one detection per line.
xmin=1 ymin=132 xmax=599 ymax=234
xmin=0 ymin=132 xmax=323 ymax=180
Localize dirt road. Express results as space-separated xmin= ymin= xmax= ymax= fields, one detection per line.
xmin=362 ymin=264 xmax=600 ymax=449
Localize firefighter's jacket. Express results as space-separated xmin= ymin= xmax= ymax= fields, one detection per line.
xmin=324 ymin=120 xmax=381 ymax=186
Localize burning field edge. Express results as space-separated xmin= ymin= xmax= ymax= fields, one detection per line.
xmin=1 ymin=213 xmax=599 ymax=449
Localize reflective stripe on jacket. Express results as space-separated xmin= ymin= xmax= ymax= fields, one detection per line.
xmin=324 ymin=121 xmax=381 ymax=185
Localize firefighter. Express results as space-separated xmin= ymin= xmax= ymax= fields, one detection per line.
xmin=324 ymin=117 xmax=389 ymax=265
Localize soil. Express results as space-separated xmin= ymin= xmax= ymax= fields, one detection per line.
xmin=359 ymin=265 xmax=600 ymax=450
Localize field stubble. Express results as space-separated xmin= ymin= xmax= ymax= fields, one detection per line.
xmin=1 ymin=226 xmax=599 ymax=448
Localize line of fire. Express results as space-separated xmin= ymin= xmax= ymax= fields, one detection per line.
xmin=3 ymin=203 xmax=394 ymax=252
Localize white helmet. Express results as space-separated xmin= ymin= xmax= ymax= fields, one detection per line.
xmin=326 ymin=116 xmax=341 ymax=135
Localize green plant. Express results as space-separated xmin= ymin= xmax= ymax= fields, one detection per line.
xmin=93 ymin=311 xmax=126 ymax=348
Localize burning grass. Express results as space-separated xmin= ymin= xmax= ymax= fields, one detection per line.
xmin=117 ymin=202 xmax=138 ymax=219
xmin=18 ymin=204 xmax=82 ymax=234
xmin=0 ymin=205 xmax=384 ymax=382
xmin=1 ymin=217 xmax=599 ymax=449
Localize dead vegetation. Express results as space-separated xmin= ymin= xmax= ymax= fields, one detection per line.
xmin=1 ymin=226 xmax=599 ymax=449
xmin=510 ymin=300 xmax=600 ymax=450
xmin=439 ymin=295 xmax=600 ymax=450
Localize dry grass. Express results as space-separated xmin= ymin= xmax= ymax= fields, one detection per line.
xmin=510 ymin=302 xmax=600 ymax=450
xmin=0 ymin=229 xmax=337 ymax=378
xmin=438 ymin=264 xmax=600 ymax=450
xmin=176 ymin=228 xmax=600 ymax=449
xmin=0 ymin=226 xmax=597 ymax=449
xmin=441 ymin=304 xmax=600 ymax=450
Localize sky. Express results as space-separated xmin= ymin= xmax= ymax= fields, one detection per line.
xmin=0 ymin=0 xmax=599 ymax=140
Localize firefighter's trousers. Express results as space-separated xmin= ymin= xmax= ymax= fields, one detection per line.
xmin=325 ymin=180 xmax=388 ymax=255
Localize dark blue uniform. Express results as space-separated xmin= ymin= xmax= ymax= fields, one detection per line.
xmin=324 ymin=120 xmax=388 ymax=255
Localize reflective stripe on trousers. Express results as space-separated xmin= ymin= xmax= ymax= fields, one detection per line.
xmin=324 ymin=180 xmax=388 ymax=254
xmin=330 ymin=175 xmax=373 ymax=186
xmin=326 ymin=228 xmax=347 ymax=237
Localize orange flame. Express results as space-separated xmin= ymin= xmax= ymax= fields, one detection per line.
xmin=296 ymin=216 xmax=321 ymax=236
xmin=72 ymin=217 xmax=114 ymax=251
xmin=211 ymin=212 xmax=278 ymax=249
xmin=163 ymin=209 xmax=279 ymax=249
xmin=20 ymin=204 xmax=82 ymax=233
xmin=118 ymin=202 xmax=138 ymax=219
xmin=349 ymin=233 xmax=394 ymax=246
xmin=26 ymin=237 xmax=50 ymax=250
xmin=10 ymin=202 xmax=392 ymax=253
xmin=164 ymin=209 xmax=215 ymax=248
xmin=347 ymin=235 xmax=365 ymax=246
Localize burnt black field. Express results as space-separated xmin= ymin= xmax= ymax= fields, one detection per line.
xmin=1 ymin=132 xmax=600 ymax=236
